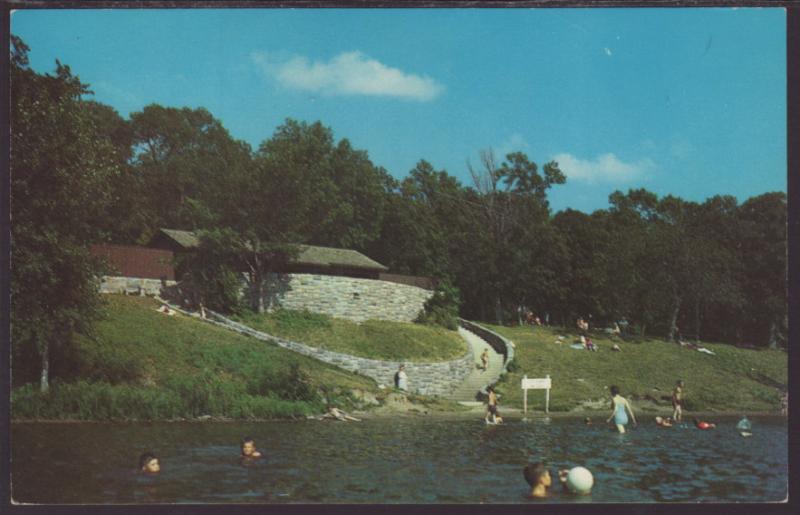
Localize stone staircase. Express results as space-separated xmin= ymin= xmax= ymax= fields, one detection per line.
xmin=447 ymin=327 xmax=505 ymax=403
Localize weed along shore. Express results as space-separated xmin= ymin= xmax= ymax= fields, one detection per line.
xmin=10 ymin=295 xmax=787 ymax=422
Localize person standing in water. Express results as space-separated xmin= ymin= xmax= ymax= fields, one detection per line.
xmin=672 ymin=380 xmax=685 ymax=422
xmin=485 ymin=385 xmax=500 ymax=424
xmin=606 ymin=385 xmax=637 ymax=433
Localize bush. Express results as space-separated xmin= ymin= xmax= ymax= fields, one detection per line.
xmin=416 ymin=281 xmax=461 ymax=330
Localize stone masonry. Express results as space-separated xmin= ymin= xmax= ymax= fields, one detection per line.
xmin=259 ymin=273 xmax=434 ymax=323
xmin=99 ymin=276 xmax=176 ymax=296
xmin=184 ymin=307 xmax=475 ymax=397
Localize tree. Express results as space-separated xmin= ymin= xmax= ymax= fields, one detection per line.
xmin=10 ymin=37 xmax=120 ymax=391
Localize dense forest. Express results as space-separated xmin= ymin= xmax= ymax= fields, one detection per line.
xmin=10 ymin=37 xmax=787 ymax=391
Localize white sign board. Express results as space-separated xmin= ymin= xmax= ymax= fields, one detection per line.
xmin=522 ymin=377 xmax=551 ymax=390
xmin=521 ymin=375 xmax=551 ymax=414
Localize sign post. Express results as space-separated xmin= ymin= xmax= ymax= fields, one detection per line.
xmin=521 ymin=374 xmax=552 ymax=414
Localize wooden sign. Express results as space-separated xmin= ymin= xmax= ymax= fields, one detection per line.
xmin=522 ymin=374 xmax=551 ymax=414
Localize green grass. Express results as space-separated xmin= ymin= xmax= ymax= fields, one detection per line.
xmin=232 ymin=309 xmax=468 ymax=362
xmin=486 ymin=324 xmax=787 ymax=414
xmin=12 ymin=295 xmax=381 ymax=421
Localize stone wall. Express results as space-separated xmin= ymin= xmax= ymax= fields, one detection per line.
xmin=98 ymin=276 xmax=176 ymax=296
xmin=179 ymin=306 xmax=474 ymax=397
xmin=458 ymin=318 xmax=515 ymax=370
xmin=260 ymin=273 xmax=434 ymax=323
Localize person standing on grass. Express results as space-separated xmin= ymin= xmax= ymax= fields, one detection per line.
xmin=672 ymin=380 xmax=685 ymax=422
xmin=606 ymin=385 xmax=637 ymax=433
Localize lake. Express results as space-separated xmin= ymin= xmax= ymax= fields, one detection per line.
xmin=10 ymin=415 xmax=787 ymax=503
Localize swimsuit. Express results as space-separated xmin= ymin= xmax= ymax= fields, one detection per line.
xmin=613 ymin=399 xmax=628 ymax=425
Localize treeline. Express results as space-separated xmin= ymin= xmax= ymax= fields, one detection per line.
xmin=11 ymin=38 xmax=786 ymax=389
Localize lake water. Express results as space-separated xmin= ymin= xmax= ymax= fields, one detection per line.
xmin=11 ymin=415 xmax=787 ymax=504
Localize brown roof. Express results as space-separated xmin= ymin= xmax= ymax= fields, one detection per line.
xmin=154 ymin=228 xmax=387 ymax=271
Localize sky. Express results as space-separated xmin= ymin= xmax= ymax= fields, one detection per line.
xmin=11 ymin=7 xmax=787 ymax=213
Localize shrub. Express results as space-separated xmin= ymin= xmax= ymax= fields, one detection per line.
xmin=416 ymin=281 xmax=461 ymax=330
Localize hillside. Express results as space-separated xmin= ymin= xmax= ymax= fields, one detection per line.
xmin=487 ymin=324 xmax=787 ymax=414
xmin=12 ymin=296 xmax=386 ymax=421
xmin=233 ymin=309 xmax=467 ymax=362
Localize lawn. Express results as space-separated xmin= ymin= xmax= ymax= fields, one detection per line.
xmin=12 ymin=295 xmax=381 ymax=420
xmin=485 ymin=324 xmax=787 ymax=414
xmin=233 ymin=309 xmax=468 ymax=362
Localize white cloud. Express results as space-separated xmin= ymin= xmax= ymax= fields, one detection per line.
xmin=251 ymin=50 xmax=444 ymax=101
xmin=551 ymin=152 xmax=654 ymax=184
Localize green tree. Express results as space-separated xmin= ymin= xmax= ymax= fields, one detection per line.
xmin=10 ymin=37 xmax=120 ymax=391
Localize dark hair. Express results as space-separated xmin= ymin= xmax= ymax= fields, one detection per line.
xmin=610 ymin=385 xmax=620 ymax=396
xmin=677 ymin=379 xmax=684 ymax=385
xmin=523 ymin=462 xmax=549 ymax=486
xmin=487 ymin=386 xmax=494 ymax=393
xmin=139 ymin=452 xmax=157 ymax=470
xmin=241 ymin=436 xmax=255 ymax=450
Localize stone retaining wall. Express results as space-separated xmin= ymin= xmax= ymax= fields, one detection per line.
xmin=260 ymin=273 xmax=434 ymax=323
xmin=458 ymin=318 xmax=515 ymax=371
xmin=177 ymin=305 xmax=474 ymax=397
xmin=99 ymin=276 xmax=176 ymax=296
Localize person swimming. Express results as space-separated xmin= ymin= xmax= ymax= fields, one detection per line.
xmin=606 ymin=385 xmax=637 ymax=433
xmin=240 ymin=436 xmax=262 ymax=458
xmin=736 ymin=415 xmax=752 ymax=436
xmin=524 ymin=462 xmax=590 ymax=498
xmin=139 ymin=452 xmax=161 ymax=475
xmin=693 ymin=418 xmax=716 ymax=430
xmin=655 ymin=416 xmax=673 ymax=427
xmin=523 ymin=462 xmax=555 ymax=498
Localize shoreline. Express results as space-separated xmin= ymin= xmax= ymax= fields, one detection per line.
xmin=10 ymin=408 xmax=785 ymax=424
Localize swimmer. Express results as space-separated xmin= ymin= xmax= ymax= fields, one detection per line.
xmin=524 ymin=463 xmax=587 ymax=498
xmin=693 ymin=418 xmax=716 ymax=430
xmin=523 ymin=462 xmax=556 ymax=498
xmin=606 ymin=385 xmax=637 ymax=433
xmin=139 ymin=452 xmax=161 ymax=475
xmin=241 ymin=437 xmax=262 ymax=458
xmin=736 ymin=415 xmax=752 ymax=437
xmin=655 ymin=416 xmax=673 ymax=427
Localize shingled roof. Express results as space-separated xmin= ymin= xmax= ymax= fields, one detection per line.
xmin=153 ymin=228 xmax=388 ymax=271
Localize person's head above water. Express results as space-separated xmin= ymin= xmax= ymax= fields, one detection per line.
xmin=610 ymin=385 xmax=620 ymax=397
xmin=241 ymin=437 xmax=262 ymax=458
xmin=523 ymin=462 xmax=552 ymax=490
xmin=139 ymin=453 xmax=160 ymax=474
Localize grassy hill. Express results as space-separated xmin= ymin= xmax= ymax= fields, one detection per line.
xmin=487 ymin=324 xmax=787 ymax=414
xmin=12 ymin=295 xmax=384 ymax=421
xmin=233 ymin=309 xmax=467 ymax=362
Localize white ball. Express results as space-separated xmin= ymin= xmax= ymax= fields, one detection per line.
xmin=566 ymin=466 xmax=594 ymax=494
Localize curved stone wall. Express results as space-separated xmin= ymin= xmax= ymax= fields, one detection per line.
xmin=181 ymin=306 xmax=474 ymax=397
xmin=458 ymin=318 xmax=515 ymax=371
xmin=260 ymin=273 xmax=434 ymax=323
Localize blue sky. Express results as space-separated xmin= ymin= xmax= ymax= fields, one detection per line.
xmin=11 ymin=7 xmax=786 ymax=213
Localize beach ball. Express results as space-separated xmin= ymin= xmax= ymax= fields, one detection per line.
xmin=566 ymin=466 xmax=594 ymax=494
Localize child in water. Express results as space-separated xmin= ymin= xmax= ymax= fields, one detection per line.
xmin=523 ymin=463 xmax=574 ymax=498
xmin=240 ymin=437 xmax=262 ymax=458
xmin=139 ymin=453 xmax=161 ymax=475
xmin=693 ymin=418 xmax=716 ymax=430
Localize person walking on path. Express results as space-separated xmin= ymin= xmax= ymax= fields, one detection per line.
xmin=480 ymin=349 xmax=489 ymax=371
xmin=606 ymin=385 xmax=637 ymax=433
xmin=672 ymin=380 xmax=685 ymax=422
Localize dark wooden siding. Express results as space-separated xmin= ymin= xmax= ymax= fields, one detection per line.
xmin=90 ymin=244 xmax=175 ymax=280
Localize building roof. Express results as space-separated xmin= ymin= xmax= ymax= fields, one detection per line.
xmin=153 ymin=228 xmax=388 ymax=271
xmin=293 ymin=244 xmax=388 ymax=271
xmin=155 ymin=228 xmax=200 ymax=250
